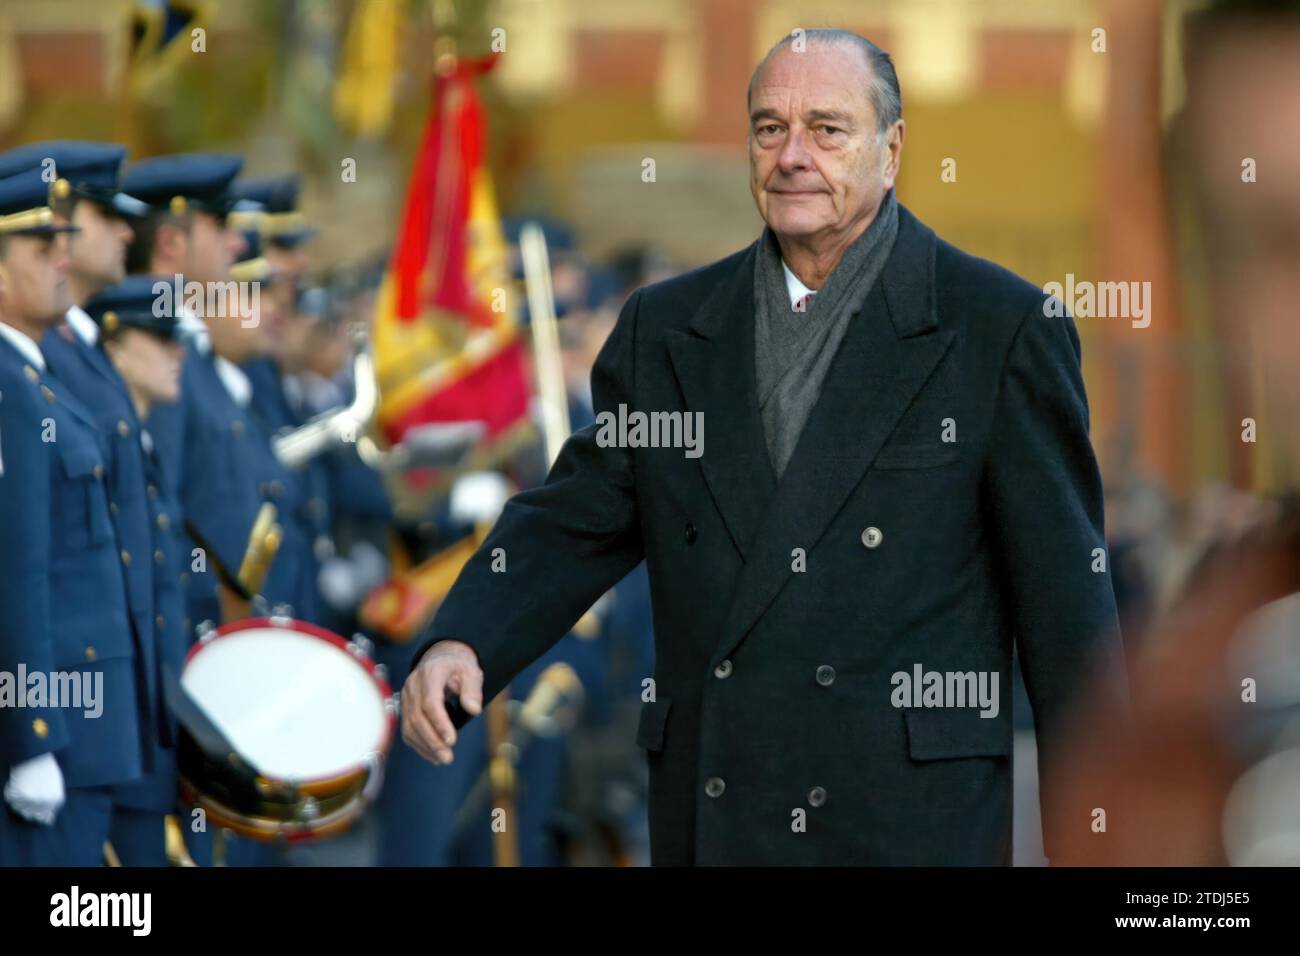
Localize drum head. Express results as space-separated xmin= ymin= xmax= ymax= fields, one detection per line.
xmin=183 ymin=622 xmax=390 ymax=783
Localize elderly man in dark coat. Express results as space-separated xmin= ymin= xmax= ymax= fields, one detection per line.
xmin=402 ymin=29 xmax=1126 ymax=866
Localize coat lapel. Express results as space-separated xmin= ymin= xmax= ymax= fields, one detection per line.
xmin=710 ymin=206 xmax=956 ymax=665
xmin=666 ymin=242 xmax=777 ymax=559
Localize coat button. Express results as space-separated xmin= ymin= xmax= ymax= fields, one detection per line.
xmin=156 ymin=615 xmax=166 ymax=629
xmin=705 ymin=777 xmax=726 ymax=798
xmin=861 ymin=526 xmax=883 ymax=549
xmin=157 ymin=513 xmax=170 ymax=531
xmin=117 ymin=420 xmax=130 ymax=437
xmin=684 ymin=522 xmax=697 ymax=545
xmin=815 ymin=664 xmax=836 ymax=687
xmin=84 ymin=646 xmax=97 ymax=662
xmin=93 ymin=464 xmax=104 ymax=480
xmin=154 ymin=549 xmax=165 ymax=565
xmin=109 ymin=501 xmax=119 ymax=514
xmin=32 ymin=719 xmax=48 ymax=739
xmin=714 ymin=659 xmax=733 ymax=679
xmin=147 ymin=484 xmax=158 ymax=499
xmin=808 ymin=786 xmax=827 ymax=808
xmin=120 ymin=549 xmax=131 ymax=566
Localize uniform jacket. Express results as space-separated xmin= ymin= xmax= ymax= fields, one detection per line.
xmin=0 ymin=335 xmax=144 ymax=789
xmin=42 ymin=323 xmax=164 ymax=775
xmin=415 ymin=206 xmax=1127 ymax=865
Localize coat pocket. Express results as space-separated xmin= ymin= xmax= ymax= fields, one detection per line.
xmin=903 ymin=707 xmax=1010 ymax=761
xmin=872 ymin=441 xmax=960 ymax=471
xmin=635 ymin=696 xmax=672 ymax=753
xmin=54 ymin=436 xmax=114 ymax=548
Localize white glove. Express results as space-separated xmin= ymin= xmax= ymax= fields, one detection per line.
xmin=4 ymin=753 xmax=66 ymax=826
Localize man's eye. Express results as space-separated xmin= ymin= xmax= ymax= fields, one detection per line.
xmin=819 ymin=125 xmax=842 ymax=135
xmin=758 ymin=125 xmax=781 ymax=136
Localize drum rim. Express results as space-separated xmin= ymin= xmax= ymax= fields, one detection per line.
xmin=182 ymin=615 xmax=396 ymax=785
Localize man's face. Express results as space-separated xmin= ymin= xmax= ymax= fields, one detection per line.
xmin=184 ymin=210 xmax=242 ymax=286
xmin=1188 ymin=25 xmax=1300 ymax=413
xmin=68 ymin=200 xmax=131 ymax=293
xmin=748 ymin=43 xmax=903 ymax=244
xmin=0 ymin=233 xmax=71 ymax=328
xmin=266 ymin=243 xmax=310 ymax=285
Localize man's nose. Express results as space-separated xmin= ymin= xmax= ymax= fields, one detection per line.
xmin=776 ymin=125 xmax=812 ymax=172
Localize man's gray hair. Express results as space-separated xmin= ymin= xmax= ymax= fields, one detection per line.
xmin=747 ymin=29 xmax=903 ymax=135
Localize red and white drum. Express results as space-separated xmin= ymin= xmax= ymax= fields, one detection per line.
xmin=177 ymin=617 xmax=396 ymax=842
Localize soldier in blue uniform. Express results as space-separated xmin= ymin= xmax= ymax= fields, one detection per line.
xmin=226 ymin=196 xmax=328 ymax=624
xmin=84 ymin=277 xmax=192 ymax=865
xmin=0 ymin=143 xmax=184 ymax=866
xmin=120 ymin=154 xmax=260 ymax=630
xmin=121 ymin=155 xmax=296 ymax=866
xmin=0 ymin=168 xmax=145 ymax=865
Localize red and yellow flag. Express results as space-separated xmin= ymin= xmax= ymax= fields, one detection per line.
xmin=372 ymin=55 xmax=531 ymax=462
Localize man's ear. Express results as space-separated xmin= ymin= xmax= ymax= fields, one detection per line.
xmin=882 ymin=119 xmax=905 ymax=189
xmin=156 ymin=221 xmax=188 ymax=269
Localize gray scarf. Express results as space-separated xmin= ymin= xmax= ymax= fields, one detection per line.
xmin=753 ymin=187 xmax=899 ymax=480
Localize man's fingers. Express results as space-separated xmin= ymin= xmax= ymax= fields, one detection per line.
xmin=404 ymin=694 xmax=450 ymax=764
xmin=458 ymin=663 xmax=484 ymax=715
xmin=417 ymin=661 xmax=460 ymax=756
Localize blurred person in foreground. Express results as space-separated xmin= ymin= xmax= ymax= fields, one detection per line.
xmin=1045 ymin=0 xmax=1300 ymax=865
xmin=403 ymin=29 xmax=1126 ymax=865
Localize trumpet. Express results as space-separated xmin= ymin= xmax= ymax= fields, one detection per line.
xmin=272 ymin=325 xmax=379 ymax=470
xmin=271 ymin=324 xmax=484 ymax=474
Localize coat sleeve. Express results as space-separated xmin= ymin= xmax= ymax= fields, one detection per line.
xmin=410 ymin=290 xmax=648 ymax=721
xmin=0 ymin=381 xmax=70 ymax=765
xmin=982 ymin=298 xmax=1128 ymax=860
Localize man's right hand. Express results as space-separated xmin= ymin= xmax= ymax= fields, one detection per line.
xmin=401 ymin=640 xmax=484 ymax=765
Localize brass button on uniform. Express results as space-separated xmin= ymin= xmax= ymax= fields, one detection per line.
xmin=32 ymin=719 xmax=49 ymax=739
xmin=154 ymin=549 xmax=165 ymax=565
xmin=704 ymin=777 xmax=726 ymax=798
xmin=714 ymin=659 xmax=733 ymax=679
xmin=84 ymin=646 xmax=97 ymax=662
xmin=860 ymin=526 xmax=883 ymax=549
xmin=23 ymin=365 xmax=38 ymax=383
xmin=815 ymin=665 xmax=836 ymax=687
xmin=117 ymin=419 xmax=130 ymax=437
xmin=156 ymin=615 xmax=166 ymax=629
xmin=109 ymin=501 xmax=119 ymax=514
xmin=147 ymin=484 xmax=158 ymax=499
xmin=120 ymin=549 xmax=131 ymax=566
xmin=157 ymin=513 xmax=170 ymax=531
xmin=808 ymin=786 xmax=827 ymax=808
xmin=93 ymin=464 xmax=104 ymax=479
xmin=40 ymin=385 xmax=55 ymax=404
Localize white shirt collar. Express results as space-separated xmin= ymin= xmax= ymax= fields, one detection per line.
xmin=0 ymin=321 xmax=46 ymax=371
xmin=214 ymin=356 xmax=252 ymax=408
xmin=781 ymin=260 xmax=817 ymax=309
xmin=65 ymin=305 xmax=99 ymax=347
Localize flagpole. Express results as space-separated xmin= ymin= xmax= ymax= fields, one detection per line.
xmin=520 ymin=222 xmax=572 ymax=467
